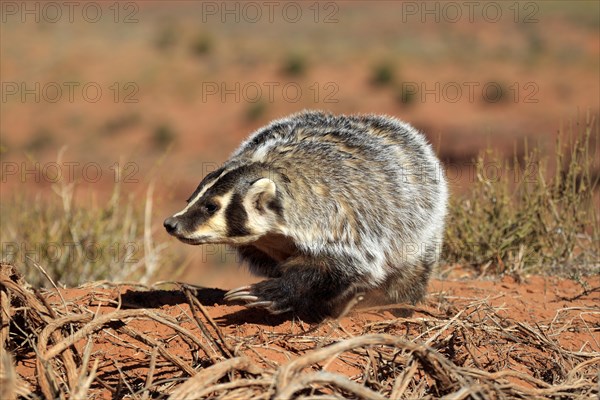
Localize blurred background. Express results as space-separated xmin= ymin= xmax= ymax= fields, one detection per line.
xmin=1 ymin=1 xmax=598 ymax=288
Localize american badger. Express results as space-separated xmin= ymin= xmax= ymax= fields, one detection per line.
xmin=164 ymin=111 xmax=448 ymax=320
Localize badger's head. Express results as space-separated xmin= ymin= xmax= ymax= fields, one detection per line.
xmin=163 ymin=164 xmax=285 ymax=245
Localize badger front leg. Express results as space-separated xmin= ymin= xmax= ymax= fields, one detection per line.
xmin=224 ymin=254 xmax=361 ymax=321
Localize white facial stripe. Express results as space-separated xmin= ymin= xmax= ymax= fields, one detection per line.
xmin=173 ymin=169 xmax=229 ymax=217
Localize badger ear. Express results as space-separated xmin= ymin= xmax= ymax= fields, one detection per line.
xmin=248 ymin=178 xmax=276 ymax=210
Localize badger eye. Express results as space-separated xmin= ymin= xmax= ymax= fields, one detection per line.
xmin=204 ymin=201 xmax=219 ymax=214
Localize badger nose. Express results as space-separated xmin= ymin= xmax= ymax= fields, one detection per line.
xmin=163 ymin=217 xmax=179 ymax=234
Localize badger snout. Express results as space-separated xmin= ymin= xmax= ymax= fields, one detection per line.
xmin=163 ymin=216 xmax=180 ymax=235
xmin=163 ymin=215 xmax=213 ymax=245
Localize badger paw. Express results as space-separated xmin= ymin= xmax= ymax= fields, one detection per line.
xmin=224 ymin=279 xmax=294 ymax=315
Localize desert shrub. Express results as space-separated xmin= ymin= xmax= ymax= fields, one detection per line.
xmin=245 ymin=101 xmax=267 ymax=122
xmin=370 ymin=62 xmax=395 ymax=86
xmin=99 ymin=113 xmax=141 ymax=136
xmin=444 ymin=116 xmax=599 ymax=276
xmin=281 ymin=54 xmax=307 ymax=76
xmin=152 ymin=124 xmax=176 ymax=149
xmin=0 ymin=155 xmax=169 ymax=287
xmin=524 ymin=27 xmax=545 ymax=59
xmin=190 ymin=33 xmax=212 ymax=56
xmin=25 ymin=128 xmax=54 ymax=152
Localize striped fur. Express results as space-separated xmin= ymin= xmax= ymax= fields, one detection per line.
xmin=164 ymin=111 xmax=448 ymax=320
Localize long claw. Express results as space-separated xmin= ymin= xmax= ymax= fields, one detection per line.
xmin=225 ymin=285 xmax=252 ymax=295
xmin=226 ymin=294 xmax=259 ymax=303
xmin=224 ymin=285 xmax=252 ymax=300
xmin=224 ymin=291 xmax=251 ymax=301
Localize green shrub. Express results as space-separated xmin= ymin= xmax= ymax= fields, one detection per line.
xmin=281 ymin=54 xmax=307 ymax=77
xmin=100 ymin=113 xmax=141 ymax=136
xmin=26 ymin=128 xmax=54 ymax=152
xmin=370 ymin=62 xmax=395 ymax=86
xmin=245 ymin=101 xmax=267 ymax=122
xmin=190 ymin=34 xmax=212 ymax=56
xmin=152 ymin=124 xmax=176 ymax=149
xmin=444 ymin=117 xmax=599 ymax=277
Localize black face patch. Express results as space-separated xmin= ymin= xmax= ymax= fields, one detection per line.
xmin=225 ymin=192 xmax=250 ymax=237
xmin=267 ymin=198 xmax=284 ymax=219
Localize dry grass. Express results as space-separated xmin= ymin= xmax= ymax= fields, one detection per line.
xmin=2 ymin=263 xmax=598 ymax=399
xmin=444 ymin=114 xmax=599 ymax=277
xmin=0 ymin=150 xmax=173 ymax=287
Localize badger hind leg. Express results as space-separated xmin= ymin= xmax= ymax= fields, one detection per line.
xmin=383 ymin=263 xmax=431 ymax=305
xmin=360 ymin=255 xmax=437 ymax=314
